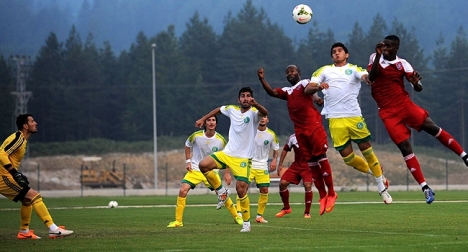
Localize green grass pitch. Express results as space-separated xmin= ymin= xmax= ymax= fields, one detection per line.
xmin=1 ymin=191 xmax=468 ymax=251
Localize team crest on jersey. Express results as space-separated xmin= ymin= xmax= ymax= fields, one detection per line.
xmin=345 ymin=69 xmax=352 ymax=75
xmin=357 ymin=122 xmax=364 ymax=129
xmin=263 ymin=140 xmax=269 ymax=145
xmin=240 ymin=162 xmax=247 ymax=168
xmin=244 ymin=117 xmax=250 ymax=124
xmin=263 ymin=170 xmax=269 ymax=175
xmin=396 ymin=62 xmax=403 ymax=70
xmin=211 ymin=146 xmax=219 ymax=152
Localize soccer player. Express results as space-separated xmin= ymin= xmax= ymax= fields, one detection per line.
xmin=276 ymin=134 xmax=328 ymax=217
xmin=167 ymin=116 xmax=243 ymax=228
xmin=0 ymin=114 xmax=73 ymax=239
xmin=196 ymin=87 xmax=268 ymax=232
xmin=236 ymin=115 xmax=279 ymax=223
xmin=309 ymin=42 xmax=392 ymax=204
xmin=368 ymin=35 xmax=468 ymax=203
xmin=258 ymin=65 xmax=338 ymax=213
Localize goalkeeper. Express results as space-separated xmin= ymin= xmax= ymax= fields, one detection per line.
xmin=0 ymin=114 xmax=73 ymax=239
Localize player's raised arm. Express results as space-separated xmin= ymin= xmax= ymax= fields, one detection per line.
xmin=195 ymin=107 xmax=221 ymax=128
xmin=258 ymin=67 xmax=280 ymax=97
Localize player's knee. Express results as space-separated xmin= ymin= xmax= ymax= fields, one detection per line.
xmin=30 ymin=193 xmax=43 ymax=205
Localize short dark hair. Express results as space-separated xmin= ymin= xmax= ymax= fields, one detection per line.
xmin=16 ymin=114 xmax=32 ymax=130
xmin=238 ymin=87 xmax=254 ymax=98
xmin=384 ymin=35 xmax=400 ymax=42
xmin=330 ymin=42 xmax=348 ymax=56
xmin=203 ymin=115 xmax=217 ymax=131
xmin=285 ymin=65 xmax=301 ymax=74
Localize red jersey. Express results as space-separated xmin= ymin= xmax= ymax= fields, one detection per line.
xmin=367 ymin=53 xmax=415 ymax=109
xmin=274 ymin=79 xmax=322 ymax=132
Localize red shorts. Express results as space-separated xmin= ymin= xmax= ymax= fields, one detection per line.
xmin=295 ymin=127 xmax=328 ymax=162
xmin=281 ymin=161 xmax=313 ymax=185
xmin=379 ymin=101 xmax=428 ymax=145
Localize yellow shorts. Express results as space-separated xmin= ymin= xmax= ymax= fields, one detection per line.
xmin=210 ymin=151 xmax=251 ymax=184
xmin=0 ymin=175 xmax=24 ymax=201
xmin=181 ymin=170 xmax=221 ymax=190
xmin=329 ymin=116 xmax=372 ymax=151
xmin=249 ymin=169 xmax=271 ymax=188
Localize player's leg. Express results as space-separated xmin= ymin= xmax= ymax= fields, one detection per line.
xmin=310 ymin=163 xmax=327 ymax=215
xmin=421 ymin=117 xmax=468 ymax=167
xmin=254 ymin=171 xmax=270 ymax=223
xmin=275 ymin=167 xmax=299 ymax=217
xmin=200 ymin=152 xmax=231 ymax=209
xmin=167 ymin=177 xmax=193 ymax=227
xmin=303 ymin=181 xmax=313 ymax=218
xmin=236 ymin=180 xmax=251 ymax=232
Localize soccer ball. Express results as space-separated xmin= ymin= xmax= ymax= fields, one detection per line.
xmin=292 ymin=4 xmax=313 ymax=24
xmin=108 ymin=200 xmax=118 ymax=208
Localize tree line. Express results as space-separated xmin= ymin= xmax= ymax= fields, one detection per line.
xmin=0 ymin=0 xmax=466 ymax=150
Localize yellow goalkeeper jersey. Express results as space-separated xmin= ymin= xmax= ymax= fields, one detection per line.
xmin=0 ymin=131 xmax=27 ymax=176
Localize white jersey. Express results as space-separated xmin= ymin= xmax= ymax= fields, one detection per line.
xmin=310 ymin=63 xmax=367 ymax=119
xmin=185 ymin=130 xmax=227 ymax=171
xmin=252 ymin=128 xmax=279 ymax=170
xmin=220 ymin=105 xmax=262 ymax=158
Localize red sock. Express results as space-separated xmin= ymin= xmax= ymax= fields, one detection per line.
xmin=304 ymin=190 xmax=312 ymax=214
xmin=436 ymin=128 xmax=464 ymax=156
xmin=318 ymin=158 xmax=335 ymax=196
xmin=404 ymin=153 xmax=426 ymax=184
xmin=279 ymin=189 xmax=290 ymax=210
xmin=310 ymin=163 xmax=327 ymax=199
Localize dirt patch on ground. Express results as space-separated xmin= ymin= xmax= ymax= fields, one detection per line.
xmin=20 ymin=148 xmax=468 ymax=190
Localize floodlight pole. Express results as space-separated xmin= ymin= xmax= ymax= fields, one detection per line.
xmin=151 ymin=43 xmax=158 ymax=189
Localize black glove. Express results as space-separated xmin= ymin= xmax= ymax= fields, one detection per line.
xmin=12 ymin=171 xmax=29 ymax=187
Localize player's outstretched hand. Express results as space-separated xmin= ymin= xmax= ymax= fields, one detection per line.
xmin=257 ymin=67 xmax=265 ymax=79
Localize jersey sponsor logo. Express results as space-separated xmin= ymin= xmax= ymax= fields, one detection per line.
xmin=345 ymin=69 xmax=352 ymax=75
xmin=263 ymin=140 xmax=270 ymax=145
xmin=211 ymin=146 xmax=219 ymax=152
xmin=244 ymin=117 xmax=250 ymax=124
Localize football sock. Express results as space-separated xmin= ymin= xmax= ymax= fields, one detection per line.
xmin=435 ymin=128 xmax=464 ymax=155
xmin=375 ymin=176 xmax=386 ymax=193
xmin=235 ymin=195 xmax=241 ymax=213
xmin=362 ymin=147 xmax=383 ymax=177
xmin=343 ymin=152 xmax=370 ymax=174
xmin=404 ymin=153 xmax=426 ymax=184
xmin=257 ymin=193 xmax=268 ymax=216
xmin=304 ymin=190 xmax=312 ymax=214
xmin=30 ymin=194 xmax=54 ymax=229
xmin=239 ymin=194 xmax=250 ymax=222
xmin=318 ymin=158 xmax=336 ymax=196
xmin=203 ymin=171 xmax=222 ymax=190
xmin=310 ymin=163 xmax=327 ymax=199
xmin=20 ymin=204 xmax=33 ymax=231
xmin=224 ymin=197 xmax=238 ymax=219
xmin=175 ymin=196 xmax=186 ymax=222
xmin=279 ymin=188 xmax=290 ymax=209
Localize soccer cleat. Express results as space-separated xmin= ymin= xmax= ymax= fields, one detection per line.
xmin=325 ymin=193 xmax=338 ymax=213
xmin=167 ymin=220 xmax=183 ymax=228
xmin=319 ymin=196 xmax=328 ymax=215
xmin=424 ymin=187 xmax=435 ymax=204
xmin=381 ymin=166 xmax=389 ymax=189
xmin=379 ymin=188 xmax=393 ymax=204
xmin=275 ymin=208 xmax=292 ymax=218
xmin=234 ymin=216 xmax=243 ymax=225
xmin=255 ymin=216 xmax=268 ymax=223
xmin=304 ymin=213 xmax=311 ymax=219
xmin=216 ymin=188 xmax=231 ymax=210
xmin=240 ymin=222 xmax=251 ymax=232
xmin=17 ymin=230 xmax=41 ymax=240
xmin=462 ymin=155 xmax=468 ymax=168
xmin=49 ymin=226 xmax=73 ymax=239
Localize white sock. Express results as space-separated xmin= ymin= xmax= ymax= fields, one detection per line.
xmin=20 ymin=229 xmax=29 ymax=234
xmin=375 ymin=176 xmax=385 ymax=193
xmin=49 ymin=224 xmax=58 ymax=232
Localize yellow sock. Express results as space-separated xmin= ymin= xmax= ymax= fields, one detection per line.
xmin=224 ymin=197 xmax=238 ymax=218
xmin=239 ymin=194 xmax=250 ymax=222
xmin=30 ymin=194 xmax=54 ymax=228
xmin=175 ymin=196 xmax=186 ymax=222
xmin=203 ymin=171 xmax=222 ymax=189
xmin=343 ymin=152 xmax=370 ymax=173
xmin=235 ymin=195 xmax=241 ymax=213
xmin=257 ymin=193 xmax=268 ymax=216
xmin=20 ymin=204 xmax=33 ymax=230
xmin=362 ymin=147 xmax=382 ymax=177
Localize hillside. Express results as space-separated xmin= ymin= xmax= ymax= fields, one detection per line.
xmin=19 ymin=146 xmax=468 ymax=191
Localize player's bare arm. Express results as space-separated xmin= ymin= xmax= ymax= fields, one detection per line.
xmin=258 ymin=67 xmax=280 ymax=97
xmin=368 ymin=43 xmax=383 ymax=82
xmin=195 ymin=107 xmax=221 ymax=128
xmin=250 ymin=98 xmax=268 ymax=117
xmin=269 ymin=150 xmax=278 ymax=172
xmin=313 ymin=93 xmax=324 ymax=106
xmin=361 ymin=74 xmax=372 ymax=85
xmin=407 ymin=71 xmax=423 ymax=92
xmin=223 ymin=168 xmax=232 ymax=186
xmin=304 ymin=82 xmax=326 ymax=95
